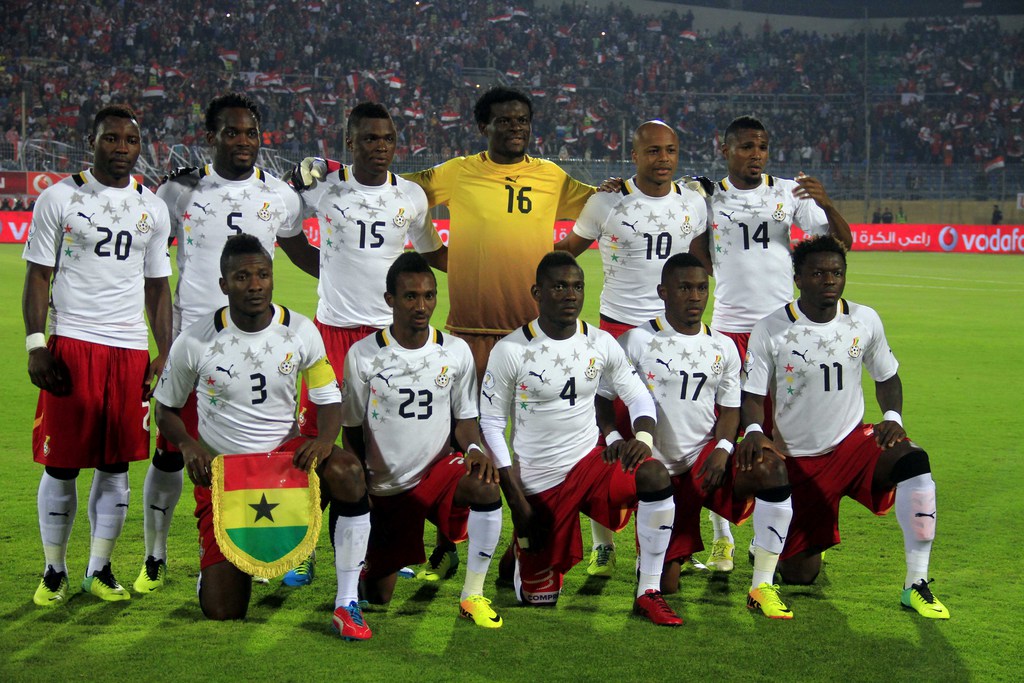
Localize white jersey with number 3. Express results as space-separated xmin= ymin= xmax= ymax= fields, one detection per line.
xmin=614 ymin=319 xmax=741 ymax=474
xmin=743 ymin=299 xmax=898 ymax=457
xmin=341 ymin=326 xmax=477 ymax=495
xmin=709 ymin=175 xmax=830 ymax=333
xmin=480 ymin=319 xmax=648 ymax=495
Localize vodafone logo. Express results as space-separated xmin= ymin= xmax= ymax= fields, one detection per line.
xmin=29 ymin=172 xmax=65 ymax=195
xmin=938 ymin=226 xmax=958 ymax=252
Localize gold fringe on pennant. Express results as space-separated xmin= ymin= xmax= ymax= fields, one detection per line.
xmin=211 ymin=453 xmax=322 ymax=579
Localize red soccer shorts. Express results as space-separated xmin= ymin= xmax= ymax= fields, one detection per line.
xmin=665 ymin=440 xmax=755 ymax=562
xmin=363 ymin=453 xmax=470 ymax=580
xmin=155 ymin=392 xmax=198 ymax=452
xmin=32 ymin=336 xmax=151 ymax=468
xmin=298 ymin=319 xmax=377 ymax=437
xmin=781 ymin=424 xmax=897 ymax=560
xmin=515 ymin=446 xmax=641 ymax=599
xmin=717 ymin=329 xmax=774 ymax=436
xmin=599 ymin=316 xmax=637 ymax=437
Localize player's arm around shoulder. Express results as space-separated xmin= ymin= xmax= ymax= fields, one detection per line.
xmin=401 ymin=156 xmax=463 ymax=207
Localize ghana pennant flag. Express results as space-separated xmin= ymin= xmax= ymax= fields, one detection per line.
xmin=211 ymin=451 xmax=321 ymax=578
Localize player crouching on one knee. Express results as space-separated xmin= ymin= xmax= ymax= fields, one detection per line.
xmin=154 ymin=234 xmax=375 ymax=638
xmin=737 ymin=235 xmax=949 ymax=619
xmin=480 ymin=251 xmax=682 ymax=626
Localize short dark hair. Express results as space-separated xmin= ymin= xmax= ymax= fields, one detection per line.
xmin=723 ymin=115 xmax=766 ymax=144
xmin=92 ymin=105 xmax=138 ymax=136
xmin=205 ymin=92 xmax=261 ymax=133
xmin=661 ymin=253 xmax=705 ymax=282
xmin=386 ymin=251 xmax=435 ymax=295
xmin=347 ymin=102 xmax=392 ymax=136
xmin=792 ymin=235 xmax=847 ymax=273
xmin=220 ymin=233 xmax=271 ymax=277
xmin=536 ymin=250 xmax=581 ymax=284
xmin=473 ymin=87 xmax=532 ymax=125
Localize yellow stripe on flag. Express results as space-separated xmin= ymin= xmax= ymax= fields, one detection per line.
xmin=219 ymin=488 xmax=310 ymax=529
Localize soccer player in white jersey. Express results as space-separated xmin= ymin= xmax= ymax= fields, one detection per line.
xmin=556 ymin=120 xmax=708 ymax=577
xmin=135 ymin=92 xmax=317 ymax=594
xmin=341 ymin=252 xmax=503 ymax=628
xmin=154 ymin=234 xmax=376 ymax=638
xmin=25 ymin=105 xmax=172 ymax=606
xmin=480 ymin=251 xmax=682 ymax=626
xmin=739 ymin=236 xmax=949 ymax=619
xmin=602 ymin=254 xmax=795 ymax=618
xmin=689 ymin=115 xmax=853 ymax=573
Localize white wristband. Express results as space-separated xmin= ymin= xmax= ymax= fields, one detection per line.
xmin=635 ymin=431 xmax=654 ymax=448
xmin=466 ymin=443 xmax=484 ymax=455
xmin=715 ymin=439 xmax=734 ymax=455
xmin=605 ymin=430 xmax=623 ymax=446
xmin=26 ymin=333 xmax=46 ymax=352
xmin=882 ymin=411 xmax=903 ymax=427
xmin=744 ymin=423 xmax=763 ymax=435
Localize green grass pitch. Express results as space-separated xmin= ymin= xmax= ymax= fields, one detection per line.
xmin=0 ymin=245 xmax=1020 ymax=681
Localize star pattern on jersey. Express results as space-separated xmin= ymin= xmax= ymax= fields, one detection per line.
xmin=360 ymin=342 xmax=455 ymax=425
xmin=775 ymin=320 xmax=865 ymax=414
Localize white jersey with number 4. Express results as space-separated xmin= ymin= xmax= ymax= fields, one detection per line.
xmin=743 ymin=299 xmax=898 ymax=457
xmin=155 ymin=304 xmax=339 ymax=455
xmin=481 ymin=319 xmax=648 ymax=495
xmin=709 ymin=175 xmax=830 ymax=333
xmin=342 ymin=326 xmax=477 ymax=496
xmin=301 ymin=167 xmax=442 ymax=329
xmin=157 ymin=165 xmax=303 ymax=335
xmin=612 ymin=318 xmax=741 ymax=475
xmin=572 ymin=177 xmax=707 ymax=325
xmin=23 ymin=170 xmax=171 ymax=349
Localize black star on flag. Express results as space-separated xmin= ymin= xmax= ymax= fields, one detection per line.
xmin=249 ymin=493 xmax=279 ymax=523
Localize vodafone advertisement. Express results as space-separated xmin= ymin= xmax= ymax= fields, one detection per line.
xmin=2 ymin=212 xmax=1022 ymax=254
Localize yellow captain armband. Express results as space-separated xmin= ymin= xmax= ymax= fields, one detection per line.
xmin=303 ymin=356 xmax=337 ymax=389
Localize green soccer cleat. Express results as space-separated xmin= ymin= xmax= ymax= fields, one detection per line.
xmin=901 ymin=579 xmax=950 ymax=619
xmin=586 ymin=544 xmax=616 ymax=577
xmin=82 ymin=563 xmax=130 ymax=602
xmin=681 ymin=555 xmax=709 ymax=573
xmin=282 ymin=552 xmax=316 ymax=587
xmin=706 ymin=538 xmax=735 ymax=573
xmin=459 ymin=595 xmax=503 ymax=628
xmin=133 ymin=556 xmax=167 ymax=593
xmin=33 ymin=565 xmax=69 ymax=607
xmin=747 ymin=583 xmax=793 ymax=619
xmin=417 ymin=549 xmax=459 ymax=581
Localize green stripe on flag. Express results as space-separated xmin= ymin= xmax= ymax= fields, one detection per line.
xmin=226 ymin=526 xmax=309 ymax=563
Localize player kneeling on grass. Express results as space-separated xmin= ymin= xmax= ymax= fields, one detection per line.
xmin=600 ymin=253 xmax=794 ymax=618
xmin=481 ymin=251 xmax=681 ymax=626
xmin=153 ymin=234 xmax=376 ymax=639
xmin=340 ymin=252 xmax=504 ymax=628
xmin=738 ymin=235 xmax=949 ymax=619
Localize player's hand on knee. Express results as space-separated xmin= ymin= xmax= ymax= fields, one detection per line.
xmin=597 ymin=176 xmax=624 ymax=193
xmin=698 ymin=447 xmax=730 ymax=492
xmin=873 ymin=420 xmax=906 ymax=450
xmin=464 ymin=448 xmax=499 ymax=484
xmin=293 ymin=437 xmax=332 ymax=472
xmin=183 ymin=443 xmax=214 ymax=487
xmin=28 ymin=348 xmax=71 ymax=396
xmin=736 ymin=432 xmax=784 ymax=472
xmin=605 ymin=439 xmax=650 ymax=474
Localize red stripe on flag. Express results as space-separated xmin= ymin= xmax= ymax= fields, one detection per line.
xmin=222 ymin=452 xmax=308 ymax=491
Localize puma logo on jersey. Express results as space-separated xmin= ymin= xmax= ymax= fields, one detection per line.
xmin=192 ymin=202 xmax=211 ymax=214
xmin=719 ymin=210 xmax=735 ymax=220
xmin=528 ymin=370 xmax=548 ymax=384
xmin=655 ymin=358 xmax=674 ymax=373
xmin=504 ymin=176 xmax=520 ymax=183
xmin=331 ymin=204 xmax=349 ymax=218
xmin=77 ymin=211 xmax=95 ymax=224
xmin=482 ymin=390 xmax=495 ymax=404
xmin=375 ymin=372 xmax=394 ymax=386
xmin=791 ymin=349 xmax=810 ymax=363
xmin=621 ymin=220 xmax=638 ymax=232
xmin=216 ymin=364 xmax=237 ymax=378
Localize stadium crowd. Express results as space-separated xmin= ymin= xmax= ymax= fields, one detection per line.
xmin=1 ymin=1 xmax=1021 ymax=167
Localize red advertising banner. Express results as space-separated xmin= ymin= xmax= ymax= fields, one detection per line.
xmin=0 ymin=172 xmax=27 ymax=195
xmin=0 ymin=212 xmax=32 ymax=243
xmin=26 ymin=172 xmax=66 ymax=196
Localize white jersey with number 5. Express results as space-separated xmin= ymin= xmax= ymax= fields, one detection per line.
xmin=709 ymin=175 xmax=830 ymax=333
xmin=157 ymin=165 xmax=303 ymax=335
xmin=742 ymin=299 xmax=898 ymax=457
xmin=613 ymin=318 xmax=741 ymax=474
xmin=480 ymin=319 xmax=648 ymax=495
xmin=155 ymin=304 xmax=339 ymax=455
xmin=341 ymin=326 xmax=477 ymax=495
xmin=301 ymin=167 xmax=442 ymax=329
xmin=23 ymin=170 xmax=171 ymax=349
xmin=572 ymin=177 xmax=707 ymax=325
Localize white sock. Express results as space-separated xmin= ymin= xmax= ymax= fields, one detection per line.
xmin=590 ymin=520 xmax=615 ymax=549
xmin=462 ymin=506 xmax=501 ymax=600
xmin=38 ymin=472 xmax=77 ymax=574
xmin=895 ymin=473 xmax=936 ymax=589
xmin=636 ymin=496 xmax=675 ymax=596
xmin=751 ymin=496 xmax=793 ymax=588
xmin=709 ymin=510 xmax=733 ymax=543
xmin=142 ymin=463 xmax=183 ymax=561
xmin=333 ymin=512 xmax=370 ymax=608
xmin=87 ymin=470 xmax=130 ymax=576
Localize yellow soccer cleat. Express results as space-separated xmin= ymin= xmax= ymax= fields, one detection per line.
xmin=586 ymin=544 xmax=616 ymax=577
xmin=901 ymin=579 xmax=950 ymax=619
xmin=33 ymin=566 xmax=69 ymax=607
xmin=747 ymin=583 xmax=793 ymax=619
xmin=82 ymin=563 xmax=130 ymax=602
xmin=133 ymin=556 xmax=167 ymax=593
xmin=417 ymin=549 xmax=459 ymax=581
xmin=459 ymin=595 xmax=503 ymax=628
xmin=706 ymin=538 xmax=735 ymax=573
